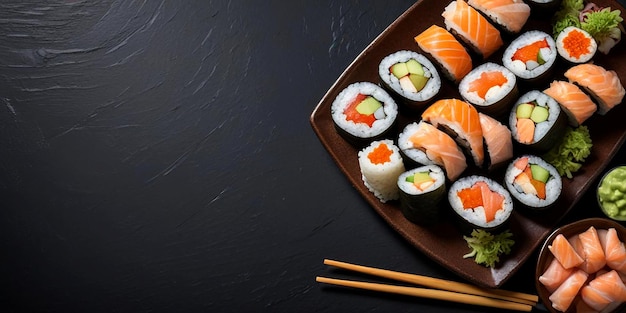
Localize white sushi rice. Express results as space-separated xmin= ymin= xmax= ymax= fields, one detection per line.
xmin=448 ymin=175 xmax=513 ymax=229
xmin=556 ymin=26 xmax=597 ymax=63
xmin=509 ymin=90 xmax=561 ymax=144
xmin=397 ymin=122 xmax=435 ymax=166
xmin=331 ymin=82 xmax=398 ymax=139
xmin=378 ymin=50 xmax=442 ymax=103
xmin=502 ymin=31 xmax=556 ymax=80
xmin=358 ymin=139 xmax=405 ymax=203
xmin=459 ymin=62 xmax=517 ymax=107
xmin=397 ymin=165 xmax=445 ymax=196
xmin=504 ymin=155 xmax=562 ymax=209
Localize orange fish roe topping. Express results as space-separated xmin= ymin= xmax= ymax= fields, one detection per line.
xmin=367 ymin=143 xmax=393 ymax=164
xmin=562 ymin=29 xmax=592 ymax=59
xmin=512 ymin=38 xmax=549 ymax=63
xmin=467 ymin=71 xmax=508 ymax=99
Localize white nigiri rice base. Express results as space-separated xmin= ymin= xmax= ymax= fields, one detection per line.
xmin=503 ymin=31 xmax=556 ymax=79
xmin=331 ymin=82 xmax=398 ymax=139
xmin=378 ymin=50 xmax=441 ymax=102
xmin=358 ymin=139 xmax=406 ymax=203
xmin=509 ymin=90 xmax=562 ymax=144
xmin=448 ymin=175 xmax=513 ymax=229
xmin=397 ymin=165 xmax=445 ymax=196
xmin=504 ymin=155 xmax=562 ymax=208
xmin=459 ymin=62 xmax=517 ymax=106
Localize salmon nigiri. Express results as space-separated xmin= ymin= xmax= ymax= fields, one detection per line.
xmin=548 ymin=233 xmax=584 ymax=269
xmin=442 ymin=0 xmax=503 ymax=59
xmin=539 ymin=257 xmax=575 ymax=293
xmin=478 ymin=113 xmax=512 ymax=170
xmin=422 ymin=99 xmax=484 ymax=167
xmin=408 ymin=121 xmax=468 ymax=181
xmin=543 ymin=80 xmax=597 ymax=127
xmin=564 ymin=63 xmax=625 ymax=115
xmin=597 ymin=228 xmax=626 ymax=273
xmin=548 ymin=269 xmax=588 ymax=312
xmin=414 ymin=25 xmax=473 ymax=83
xmin=468 ymin=0 xmax=531 ymax=34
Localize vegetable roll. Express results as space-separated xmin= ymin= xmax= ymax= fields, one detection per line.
xmin=414 ymin=25 xmax=473 ymax=84
xmin=398 ymin=165 xmax=447 ymax=225
xmin=509 ymin=90 xmax=567 ymax=152
xmin=448 ymin=175 xmax=514 ymax=232
xmin=556 ymin=26 xmax=597 ymax=64
xmin=502 ymin=30 xmax=557 ymax=84
xmin=397 ymin=121 xmax=468 ymax=181
xmin=358 ymin=139 xmax=406 ymax=203
xmin=478 ymin=113 xmax=513 ymax=171
xmin=543 ymin=80 xmax=597 ymax=127
xmin=331 ymin=82 xmax=398 ymax=146
xmin=504 ymin=155 xmax=562 ymax=210
xmin=458 ymin=62 xmax=518 ymax=118
xmin=564 ymin=63 xmax=625 ymax=115
xmin=378 ymin=50 xmax=441 ymax=112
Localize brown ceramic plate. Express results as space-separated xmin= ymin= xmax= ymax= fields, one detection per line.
xmin=310 ymin=0 xmax=626 ymax=288
xmin=535 ymin=218 xmax=626 ymax=312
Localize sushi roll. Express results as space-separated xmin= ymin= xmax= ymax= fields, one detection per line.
xmin=358 ymin=139 xmax=406 ymax=203
xmin=448 ymin=175 xmax=514 ymax=232
xmin=504 ymin=155 xmax=562 ymax=210
xmin=414 ymin=25 xmax=473 ymax=83
xmin=397 ymin=121 xmax=468 ymax=181
xmin=458 ymin=62 xmax=518 ymax=118
xmin=397 ymin=165 xmax=447 ymax=225
xmin=330 ymin=82 xmax=398 ymax=146
xmin=378 ymin=50 xmax=442 ymax=111
xmin=502 ymin=30 xmax=557 ymax=84
xmin=442 ymin=0 xmax=504 ymax=59
xmin=421 ymin=98 xmax=485 ymax=167
xmin=564 ymin=63 xmax=625 ymax=115
xmin=543 ymin=80 xmax=597 ymax=127
xmin=509 ymin=90 xmax=567 ymax=152
xmin=467 ymin=0 xmax=531 ymax=34
xmin=478 ymin=113 xmax=513 ymax=171
xmin=555 ymin=26 xmax=597 ymax=64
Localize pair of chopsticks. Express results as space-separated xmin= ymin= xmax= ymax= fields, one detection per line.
xmin=317 ymin=259 xmax=539 ymax=312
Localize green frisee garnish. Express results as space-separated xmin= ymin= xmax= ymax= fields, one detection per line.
xmin=543 ymin=126 xmax=593 ymax=179
xmin=463 ymin=229 xmax=515 ymax=268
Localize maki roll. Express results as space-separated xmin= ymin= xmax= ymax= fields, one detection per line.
xmin=358 ymin=139 xmax=406 ymax=203
xmin=543 ymin=80 xmax=597 ymax=127
xmin=467 ymin=0 xmax=531 ymax=34
xmin=414 ymin=25 xmax=473 ymax=84
xmin=509 ymin=90 xmax=567 ymax=152
xmin=331 ymin=82 xmax=398 ymax=146
xmin=555 ymin=26 xmax=597 ymax=64
xmin=397 ymin=165 xmax=447 ymax=225
xmin=448 ymin=175 xmax=514 ymax=232
xmin=564 ymin=64 xmax=625 ymax=115
xmin=504 ymin=155 xmax=562 ymax=210
xmin=458 ymin=62 xmax=518 ymax=118
xmin=442 ymin=0 xmax=504 ymax=59
xmin=397 ymin=121 xmax=468 ymax=181
xmin=422 ymin=98 xmax=485 ymax=167
xmin=502 ymin=30 xmax=557 ymax=84
xmin=478 ymin=113 xmax=513 ymax=171
xmin=378 ymin=50 xmax=442 ymax=111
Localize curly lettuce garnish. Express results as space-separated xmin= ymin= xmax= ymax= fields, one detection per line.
xmin=463 ymin=229 xmax=514 ymax=268
xmin=543 ymin=126 xmax=593 ymax=179
xmin=552 ymin=1 xmax=624 ymax=54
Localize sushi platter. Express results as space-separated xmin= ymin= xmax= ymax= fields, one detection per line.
xmin=310 ymin=0 xmax=626 ymax=288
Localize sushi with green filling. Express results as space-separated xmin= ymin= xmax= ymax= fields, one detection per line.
xmin=504 ymin=155 xmax=562 ymax=210
xmin=397 ymin=165 xmax=447 ymax=225
xmin=502 ymin=30 xmax=557 ymax=85
xmin=509 ymin=90 xmax=567 ymax=152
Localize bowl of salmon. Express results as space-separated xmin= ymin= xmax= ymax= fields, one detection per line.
xmin=535 ymin=218 xmax=626 ymax=313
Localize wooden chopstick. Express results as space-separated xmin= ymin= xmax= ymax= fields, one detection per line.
xmin=316 ymin=276 xmax=534 ymax=312
xmin=323 ymin=259 xmax=538 ymax=305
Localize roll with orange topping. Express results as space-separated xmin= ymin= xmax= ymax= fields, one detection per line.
xmin=358 ymin=139 xmax=406 ymax=203
xmin=556 ymin=26 xmax=597 ymax=64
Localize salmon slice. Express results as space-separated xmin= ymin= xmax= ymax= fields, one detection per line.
xmin=422 ymin=98 xmax=484 ymax=166
xmin=512 ymin=38 xmax=549 ymax=63
xmin=539 ymin=257 xmax=575 ymax=293
xmin=548 ymin=234 xmax=584 ymax=269
xmin=543 ymin=80 xmax=597 ymax=126
xmin=577 ymin=226 xmax=607 ymax=273
xmin=467 ymin=71 xmax=509 ymax=99
xmin=581 ymin=270 xmax=626 ymax=311
xmin=478 ymin=113 xmax=512 ymax=169
xmin=515 ymin=118 xmax=535 ymax=144
xmin=597 ymin=228 xmax=626 ymax=273
xmin=408 ymin=122 xmax=468 ymax=181
xmin=564 ymin=63 xmax=625 ymax=115
xmin=548 ymin=269 xmax=588 ymax=312
xmin=456 ymin=181 xmax=504 ymax=223
xmin=442 ymin=0 xmax=503 ymax=58
xmin=468 ymin=0 xmax=530 ymax=33
xmin=414 ymin=25 xmax=473 ymax=83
